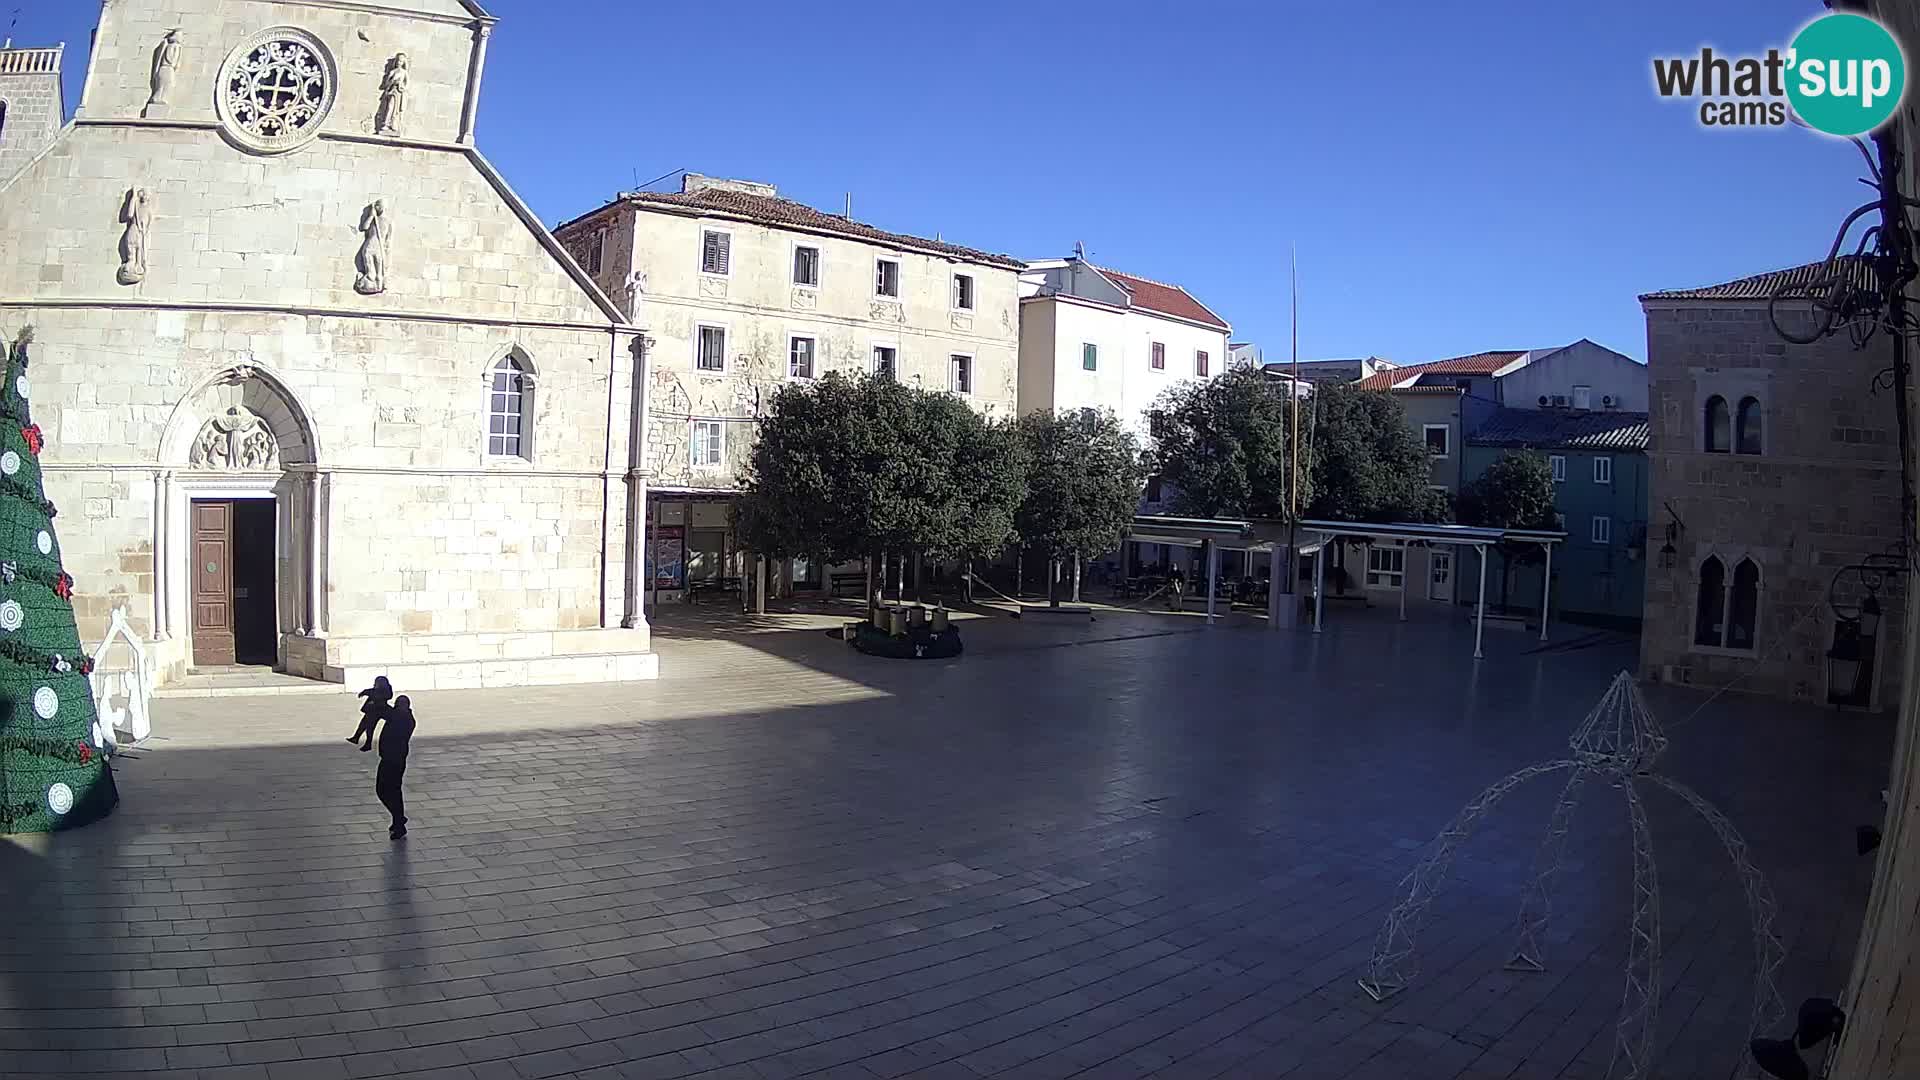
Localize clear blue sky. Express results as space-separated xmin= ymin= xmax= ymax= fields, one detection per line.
xmin=24 ymin=0 xmax=1887 ymax=362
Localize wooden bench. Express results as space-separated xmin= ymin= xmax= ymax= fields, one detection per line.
xmin=688 ymin=576 xmax=742 ymax=600
xmin=829 ymin=572 xmax=867 ymax=597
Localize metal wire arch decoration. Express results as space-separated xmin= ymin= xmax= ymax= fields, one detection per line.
xmin=1356 ymin=671 xmax=1785 ymax=1080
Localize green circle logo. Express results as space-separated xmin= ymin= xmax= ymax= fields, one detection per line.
xmin=1787 ymin=13 xmax=1907 ymax=136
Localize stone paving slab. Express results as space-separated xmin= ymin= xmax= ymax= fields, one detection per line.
xmin=0 ymin=614 xmax=1892 ymax=1079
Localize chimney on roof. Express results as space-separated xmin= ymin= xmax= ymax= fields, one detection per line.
xmin=682 ymin=173 xmax=777 ymax=198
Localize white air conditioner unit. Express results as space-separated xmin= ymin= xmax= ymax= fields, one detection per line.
xmin=1601 ymin=394 xmax=1617 ymax=408
xmin=1537 ymin=394 xmax=1550 ymax=406
xmin=1550 ymin=394 xmax=1568 ymax=407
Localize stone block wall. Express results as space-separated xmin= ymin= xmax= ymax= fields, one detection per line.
xmin=1639 ymin=302 xmax=1906 ymax=708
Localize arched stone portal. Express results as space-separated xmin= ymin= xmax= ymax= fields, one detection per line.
xmin=153 ymin=366 xmax=324 ymax=674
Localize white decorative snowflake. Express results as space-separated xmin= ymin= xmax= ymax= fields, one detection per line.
xmin=0 ymin=600 xmax=22 ymax=632
xmin=1 ymin=451 xmax=20 ymax=476
xmin=15 ymin=375 xmax=27 ymax=399
xmin=46 ymin=782 xmax=73 ymax=816
xmin=33 ymin=685 xmax=58 ymax=719
xmin=36 ymin=530 xmax=51 ymax=556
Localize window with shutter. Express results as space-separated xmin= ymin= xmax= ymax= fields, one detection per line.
xmin=875 ymin=259 xmax=900 ymax=298
xmin=701 ymin=230 xmax=730 ymax=275
xmin=1150 ymin=342 xmax=1165 ymax=370
xmin=696 ymin=325 xmax=726 ymax=372
xmin=792 ymin=245 xmax=820 ymax=286
xmin=953 ymin=274 xmax=974 ymax=310
xmin=1195 ymin=350 xmax=1209 ymax=376
xmin=950 ymin=354 xmax=971 ymax=394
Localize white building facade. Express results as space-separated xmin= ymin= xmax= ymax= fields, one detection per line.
xmin=1016 ymin=256 xmax=1231 ymax=442
xmin=0 ymin=0 xmax=658 ymax=690
xmin=555 ymin=175 xmax=1023 ymax=600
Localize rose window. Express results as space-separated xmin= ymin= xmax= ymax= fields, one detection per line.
xmin=215 ymin=28 xmax=337 ymax=153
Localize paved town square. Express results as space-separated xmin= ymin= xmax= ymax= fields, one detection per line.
xmin=0 ymin=613 xmax=1890 ymax=1080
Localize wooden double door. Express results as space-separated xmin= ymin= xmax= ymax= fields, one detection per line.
xmin=191 ymin=499 xmax=278 ymax=667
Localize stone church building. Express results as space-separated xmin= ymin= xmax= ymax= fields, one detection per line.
xmin=0 ymin=0 xmax=657 ymax=689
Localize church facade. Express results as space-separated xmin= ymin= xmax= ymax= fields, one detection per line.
xmin=0 ymin=0 xmax=657 ymax=689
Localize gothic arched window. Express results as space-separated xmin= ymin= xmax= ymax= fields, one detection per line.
xmin=1727 ymin=558 xmax=1760 ymax=649
xmin=1704 ymin=395 xmax=1731 ymax=454
xmin=487 ymin=354 xmax=533 ymax=460
xmin=1695 ymin=555 xmax=1726 ymax=646
xmin=1736 ymin=396 xmax=1763 ymax=455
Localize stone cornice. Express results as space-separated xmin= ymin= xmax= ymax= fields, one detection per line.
xmin=0 ymin=297 xmax=637 ymax=336
xmin=44 ymin=462 xmax=656 ymax=481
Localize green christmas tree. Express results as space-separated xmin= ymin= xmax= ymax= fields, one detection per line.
xmin=0 ymin=328 xmax=118 ymax=833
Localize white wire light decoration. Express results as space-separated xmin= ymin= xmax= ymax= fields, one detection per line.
xmin=1357 ymin=671 xmax=1786 ymax=1080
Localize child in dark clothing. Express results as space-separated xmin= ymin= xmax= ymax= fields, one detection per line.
xmin=347 ymin=675 xmax=392 ymax=751
xmin=376 ymin=695 xmax=416 ymax=838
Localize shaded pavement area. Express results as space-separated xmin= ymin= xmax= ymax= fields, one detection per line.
xmin=0 ymin=610 xmax=1893 ymax=1080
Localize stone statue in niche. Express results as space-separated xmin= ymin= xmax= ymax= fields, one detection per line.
xmin=376 ymin=53 xmax=409 ymax=135
xmin=143 ymin=29 xmax=182 ymax=118
xmin=116 ymin=188 xmax=151 ymax=286
xmin=188 ymin=405 xmax=278 ymax=471
xmin=354 ymin=200 xmax=389 ymax=295
xmin=624 ymin=269 xmax=647 ymax=321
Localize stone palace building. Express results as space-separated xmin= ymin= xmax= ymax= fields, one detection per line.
xmin=0 ymin=0 xmax=658 ymax=689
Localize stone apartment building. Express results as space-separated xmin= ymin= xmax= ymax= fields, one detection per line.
xmin=0 ymin=42 xmax=64 ymax=181
xmin=1637 ymin=257 xmax=1904 ymax=710
xmin=0 ymin=0 xmax=658 ymax=689
xmin=1016 ymin=253 xmax=1231 ymax=446
xmin=554 ymin=175 xmax=1022 ymax=600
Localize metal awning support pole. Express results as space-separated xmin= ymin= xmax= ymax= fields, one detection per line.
xmin=1399 ymin=553 xmax=1409 ymax=622
xmin=1538 ymin=542 xmax=1552 ymax=641
xmin=1267 ymin=543 xmax=1284 ymax=628
xmin=1205 ymin=539 xmax=1218 ymax=624
xmin=1474 ymin=543 xmax=1488 ymax=659
xmin=1313 ymin=541 xmax=1326 ymax=634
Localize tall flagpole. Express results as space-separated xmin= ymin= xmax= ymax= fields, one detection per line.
xmin=1286 ymin=244 xmax=1300 ymax=601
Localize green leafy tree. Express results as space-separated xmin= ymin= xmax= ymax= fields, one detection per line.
xmin=1015 ymin=408 xmax=1144 ymax=602
xmin=0 ymin=329 xmax=119 ymax=834
xmin=1457 ymin=451 xmax=1559 ymax=611
xmin=1305 ymin=383 xmax=1451 ymax=524
xmin=1147 ymin=367 xmax=1304 ymax=520
xmin=733 ymin=373 xmax=1023 ymax=601
xmin=732 ymin=372 xmax=873 ymax=565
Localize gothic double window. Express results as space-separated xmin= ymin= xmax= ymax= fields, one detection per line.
xmin=1704 ymin=394 xmax=1763 ymax=455
xmin=1694 ymin=555 xmax=1760 ymax=651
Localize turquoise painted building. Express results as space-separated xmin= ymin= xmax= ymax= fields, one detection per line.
xmin=1462 ymin=408 xmax=1650 ymax=630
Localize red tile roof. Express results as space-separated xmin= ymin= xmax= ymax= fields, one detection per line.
xmin=1353 ymin=350 xmax=1526 ymax=390
xmin=1095 ymin=267 xmax=1229 ymax=330
xmin=1638 ymin=255 xmax=1878 ymax=301
xmin=563 ymin=189 xmax=1024 ymax=271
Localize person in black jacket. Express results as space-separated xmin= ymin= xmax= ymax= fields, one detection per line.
xmin=376 ymin=694 xmax=416 ymax=839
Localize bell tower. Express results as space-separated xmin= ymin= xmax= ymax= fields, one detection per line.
xmin=0 ymin=40 xmax=63 ymax=181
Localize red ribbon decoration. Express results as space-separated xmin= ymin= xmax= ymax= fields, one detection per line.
xmin=21 ymin=425 xmax=41 ymax=456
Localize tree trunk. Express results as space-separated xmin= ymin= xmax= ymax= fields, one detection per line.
xmin=1071 ymin=554 xmax=1082 ymax=602
xmin=963 ymin=558 xmax=974 ymax=604
xmin=1048 ymin=558 xmax=1059 ymax=607
xmin=866 ymin=552 xmax=878 ymax=616
xmin=1016 ymin=549 xmax=1024 ymax=599
xmin=895 ymin=552 xmax=904 ymax=601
